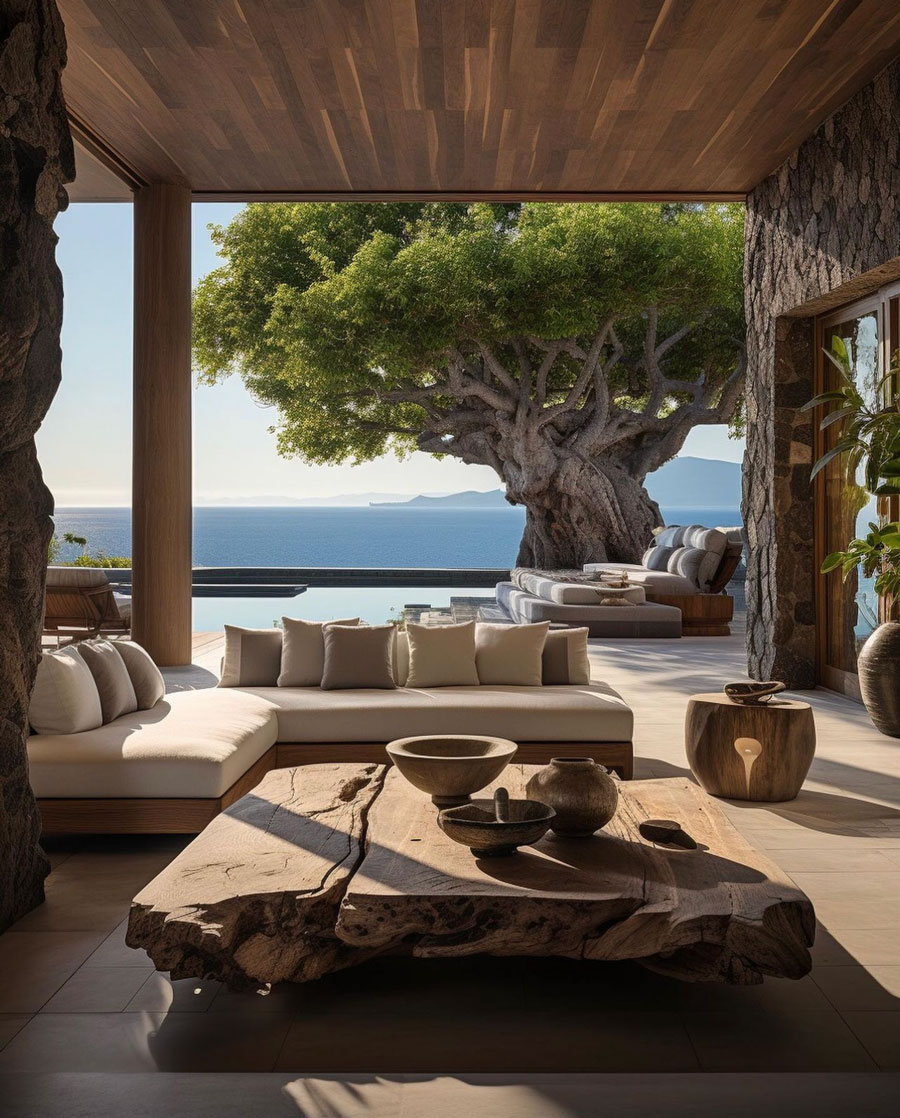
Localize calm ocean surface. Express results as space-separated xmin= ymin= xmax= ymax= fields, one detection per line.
xmin=52 ymin=505 xmax=742 ymax=627
xmin=52 ymin=505 xmax=742 ymax=568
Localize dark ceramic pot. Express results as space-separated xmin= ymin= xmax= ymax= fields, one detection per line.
xmin=857 ymin=622 xmax=900 ymax=738
xmin=525 ymin=757 xmax=618 ymax=836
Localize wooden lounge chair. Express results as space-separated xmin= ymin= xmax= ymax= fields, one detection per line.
xmin=43 ymin=566 xmax=131 ymax=645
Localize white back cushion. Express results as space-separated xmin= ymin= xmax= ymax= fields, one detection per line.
xmin=30 ymin=646 xmax=103 ymax=735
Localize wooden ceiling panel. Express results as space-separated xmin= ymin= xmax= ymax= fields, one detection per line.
xmin=58 ymin=0 xmax=900 ymax=200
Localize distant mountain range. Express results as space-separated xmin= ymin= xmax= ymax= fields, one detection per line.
xmin=372 ymin=457 xmax=743 ymax=510
xmin=192 ymin=456 xmax=742 ymax=510
xmin=371 ymin=489 xmax=510 ymax=508
xmin=197 ymin=492 xmax=447 ymax=507
xmin=645 ymin=456 xmax=742 ymax=507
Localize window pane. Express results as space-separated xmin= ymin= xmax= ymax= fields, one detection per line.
xmin=822 ymin=312 xmax=879 ymax=675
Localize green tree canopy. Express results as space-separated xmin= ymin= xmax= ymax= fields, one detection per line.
xmin=194 ymin=202 xmax=744 ymax=565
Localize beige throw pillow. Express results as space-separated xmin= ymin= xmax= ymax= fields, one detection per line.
xmin=277 ymin=617 xmax=359 ymax=687
xmin=542 ymin=628 xmax=591 ymax=685
xmin=114 ymin=640 xmax=166 ymax=709
xmin=219 ymin=626 xmax=283 ymax=687
xmin=320 ymin=625 xmax=397 ymax=690
xmin=405 ymin=621 xmax=479 ymax=687
xmin=475 ymin=622 xmax=550 ymax=686
xmin=29 ymin=646 xmax=103 ymax=735
xmin=78 ymin=640 xmax=139 ymax=723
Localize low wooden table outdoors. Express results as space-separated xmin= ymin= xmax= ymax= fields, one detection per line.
xmin=685 ymin=693 xmax=816 ymax=801
xmin=127 ymin=763 xmax=815 ymax=990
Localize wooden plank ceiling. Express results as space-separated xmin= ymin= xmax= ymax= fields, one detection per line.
xmin=60 ymin=0 xmax=900 ymax=201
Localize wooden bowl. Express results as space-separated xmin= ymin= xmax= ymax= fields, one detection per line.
xmin=438 ymin=798 xmax=555 ymax=857
xmin=724 ymin=681 xmax=786 ymax=706
xmin=386 ymin=735 xmax=518 ymax=807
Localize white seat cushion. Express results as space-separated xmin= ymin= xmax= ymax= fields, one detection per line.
xmin=583 ymin=562 xmax=699 ymax=596
xmin=237 ymin=683 xmax=633 ymax=743
xmin=27 ymin=689 xmax=277 ymax=799
xmin=515 ymin=570 xmax=646 ymax=605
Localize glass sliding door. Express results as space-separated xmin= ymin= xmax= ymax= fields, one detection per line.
xmin=817 ymin=300 xmax=881 ymax=693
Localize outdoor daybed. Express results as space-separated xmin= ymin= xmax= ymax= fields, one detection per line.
xmin=494 ymin=525 xmax=743 ymax=637
xmin=585 ymin=524 xmax=744 ymax=636
xmin=28 ymin=626 xmax=634 ymax=834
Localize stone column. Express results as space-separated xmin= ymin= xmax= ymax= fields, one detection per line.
xmin=132 ymin=183 xmax=193 ymax=666
xmin=743 ymin=57 xmax=900 ymax=687
xmin=0 ymin=0 xmax=74 ymax=931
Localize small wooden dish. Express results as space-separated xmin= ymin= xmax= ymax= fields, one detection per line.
xmin=724 ymin=681 xmax=786 ymax=706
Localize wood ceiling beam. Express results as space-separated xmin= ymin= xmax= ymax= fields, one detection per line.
xmin=189 ymin=190 xmax=747 ymax=203
xmin=67 ymin=111 xmax=146 ymax=193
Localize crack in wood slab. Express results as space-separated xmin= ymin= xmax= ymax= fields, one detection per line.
xmin=128 ymin=765 xmax=814 ymax=989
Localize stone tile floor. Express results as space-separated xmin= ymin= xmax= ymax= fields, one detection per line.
xmin=2 ymin=631 xmax=899 ymax=1112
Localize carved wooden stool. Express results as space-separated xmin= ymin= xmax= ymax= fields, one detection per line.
xmin=685 ymin=693 xmax=816 ymax=802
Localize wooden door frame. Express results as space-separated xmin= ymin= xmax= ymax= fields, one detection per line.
xmin=814 ymin=285 xmax=899 ymax=695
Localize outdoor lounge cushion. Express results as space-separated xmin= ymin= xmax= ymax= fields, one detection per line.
xmin=237 ymin=682 xmax=633 ymax=743
xmin=114 ymin=640 xmax=166 ymax=709
xmin=27 ymin=689 xmax=277 ymax=800
xmin=219 ymin=625 xmax=284 ymax=687
xmin=405 ymin=621 xmax=479 ymax=687
xmin=514 ymin=569 xmax=645 ymax=605
xmin=497 ymin=584 xmax=682 ymax=638
xmin=29 ymin=646 xmax=103 ymax=735
xmin=320 ymin=624 xmax=397 ymax=690
xmin=475 ymin=621 xmax=549 ymax=686
xmin=277 ymin=617 xmax=359 ymax=687
xmin=77 ymin=639 xmax=138 ymax=723
xmin=542 ymin=628 xmax=591 ymax=685
xmin=582 ymin=562 xmax=699 ymax=596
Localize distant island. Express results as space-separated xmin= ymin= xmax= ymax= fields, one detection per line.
xmin=371 ymin=489 xmax=510 ymax=508
xmin=372 ymin=457 xmax=742 ymax=511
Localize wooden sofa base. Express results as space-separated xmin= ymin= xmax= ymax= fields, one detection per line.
xmin=646 ymin=592 xmax=734 ymax=636
xmin=37 ymin=740 xmax=634 ymax=834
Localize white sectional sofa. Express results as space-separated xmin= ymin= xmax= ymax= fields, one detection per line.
xmin=28 ymin=629 xmax=634 ymax=834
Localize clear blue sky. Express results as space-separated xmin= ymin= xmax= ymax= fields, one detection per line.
xmin=39 ymin=204 xmax=744 ymax=507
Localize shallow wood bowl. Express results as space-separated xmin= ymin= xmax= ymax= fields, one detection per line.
xmin=723 ymin=681 xmax=786 ymax=705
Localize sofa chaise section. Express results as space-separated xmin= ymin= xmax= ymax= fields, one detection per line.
xmin=30 ymin=689 xmax=278 ymax=834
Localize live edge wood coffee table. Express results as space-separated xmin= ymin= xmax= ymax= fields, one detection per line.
xmin=127 ymin=763 xmax=814 ymax=989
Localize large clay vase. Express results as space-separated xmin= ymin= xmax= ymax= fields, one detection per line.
xmin=525 ymin=757 xmax=618 ymax=836
xmin=857 ymin=622 xmax=900 ymax=738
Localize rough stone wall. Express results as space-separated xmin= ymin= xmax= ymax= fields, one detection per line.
xmin=0 ymin=0 xmax=73 ymax=930
xmin=744 ymin=57 xmax=900 ymax=686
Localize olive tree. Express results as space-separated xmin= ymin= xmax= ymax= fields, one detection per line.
xmin=194 ymin=201 xmax=744 ymax=566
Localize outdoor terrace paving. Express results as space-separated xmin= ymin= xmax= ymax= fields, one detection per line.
xmin=1 ymin=631 xmax=899 ymax=1103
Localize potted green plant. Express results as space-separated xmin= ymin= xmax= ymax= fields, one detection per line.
xmin=804 ymin=338 xmax=900 ymax=736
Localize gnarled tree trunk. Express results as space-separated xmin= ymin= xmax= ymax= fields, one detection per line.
xmin=510 ymin=456 xmax=661 ymax=568
xmin=0 ymin=0 xmax=73 ymax=931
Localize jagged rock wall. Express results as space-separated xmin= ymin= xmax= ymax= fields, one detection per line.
xmin=0 ymin=0 xmax=74 ymax=930
xmin=744 ymin=58 xmax=900 ymax=686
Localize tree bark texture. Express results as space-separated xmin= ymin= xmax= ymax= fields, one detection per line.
xmin=744 ymin=57 xmax=900 ymax=687
xmin=0 ymin=0 xmax=74 ymax=930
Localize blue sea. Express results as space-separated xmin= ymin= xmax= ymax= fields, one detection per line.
xmin=51 ymin=505 xmax=742 ymax=628
xmin=51 ymin=505 xmax=742 ymax=569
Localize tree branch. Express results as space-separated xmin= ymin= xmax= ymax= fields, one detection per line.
xmin=477 ymin=341 xmax=520 ymax=396
xmin=446 ymin=349 xmax=517 ymax=413
xmin=538 ymin=320 xmax=615 ymax=430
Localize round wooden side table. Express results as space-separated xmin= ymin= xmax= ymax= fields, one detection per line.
xmin=685 ymin=693 xmax=816 ymax=802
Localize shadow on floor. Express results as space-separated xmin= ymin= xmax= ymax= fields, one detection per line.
xmin=3 ymin=1070 xmax=899 ymax=1118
